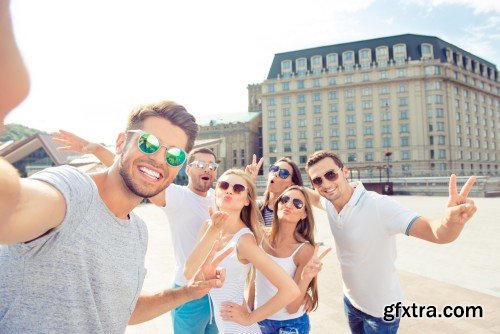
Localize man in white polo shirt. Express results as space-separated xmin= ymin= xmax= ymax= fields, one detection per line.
xmin=305 ymin=151 xmax=477 ymax=334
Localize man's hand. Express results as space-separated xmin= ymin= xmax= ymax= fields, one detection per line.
xmin=52 ymin=129 xmax=99 ymax=154
xmin=244 ymin=154 xmax=264 ymax=182
xmin=443 ymin=174 xmax=477 ymax=227
xmin=220 ymin=300 xmax=252 ymax=326
xmin=186 ymin=240 xmax=232 ymax=300
xmin=301 ymin=244 xmax=331 ymax=281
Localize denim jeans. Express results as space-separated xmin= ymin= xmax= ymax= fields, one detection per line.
xmin=258 ymin=313 xmax=310 ymax=334
xmin=343 ymin=296 xmax=400 ymax=334
xmin=171 ymin=284 xmax=218 ymax=334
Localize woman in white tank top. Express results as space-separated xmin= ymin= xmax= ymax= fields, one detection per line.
xmin=250 ymin=186 xmax=331 ymax=334
xmin=184 ymin=169 xmax=300 ymax=334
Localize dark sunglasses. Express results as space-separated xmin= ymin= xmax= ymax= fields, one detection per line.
xmin=190 ymin=160 xmax=219 ymax=171
xmin=311 ymin=167 xmax=343 ymax=187
xmin=127 ymin=130 xmax=187 ymax=167
xmin=280 ymin=195 xmax=304 ymax=209
xmin=269 ymin=165 xmax=291 ymax=179
xmin=217 ymin=181 xmax=246 ymax=194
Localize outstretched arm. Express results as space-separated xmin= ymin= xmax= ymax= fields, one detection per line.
xmin=409 ymin=174 xmax=477 ymax=244
xmin=0 ymin=166 xmax=66 ymax=244
xmin=0 ymin=0 xmax=30 ymax=127
xmin=52 ymin=130 xmax=115 ymax=167
xmin=130 ymin=241 xmax=232 ymax=324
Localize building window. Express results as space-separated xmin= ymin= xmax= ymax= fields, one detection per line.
xmin=331 ymin=141 xmax=339 ymax=150
xmin=346 ymin=115 xmax=355 ymax=123
xmin=347 ymin=140 xmax=356 ymax=149
xmin=297 ymin=80 xmax=305 ymax=89
xmin=283 ymin=108 xmax=291 ymax=117
xmin=298 ymin=106 xmax=306 ymax=115
xmin=314 ymin=142 xmax=323 ymax=150
xmin=269 ymin=133 xmax=276 ymax=141
xmin=299 ymin=143 xmax=307 ymax=151
xmin=299 ymin=156 xmax=307 ymax=164
xmin=364 ymin=126 xmax=373 ymax=135
xmin=379 ymin=71 xmax=388 ymax=79
xmin=267 ymin=98 xmax=275 ymax=106
xmin=298 ymin=119 xmax=306 ymax=127
xmin=379 ymin=86 xmax=389 ymax=94
xmin=312 ymin=93 xmax=321 ymax=101
xmin=329 ymin=91 xmax=338 ymax=99
xmin=401 ymin=136 xmax=409 ymax=146
xmin=344 ymin=75 xmax=353 ymax=83
xmin=363 ymin=113 xmax=373 ymax=122
xmin=401 ymin=151 xmax=410 ymax=160
xmin=284 ymin=143 xmax=292 ymax=152
xmin=299 ymin=131 xmax=307 ymax=139
xmin=267 ymin=84 xmax=275 ymax=93
xmin=328 ymin=77 xmax=337 ymax=85
xmin=346 ymin=103 xmax=355 ymax=111
xmin=313 ymin=105 xmax=322 ymax=113
xmin=282 ymin=96 xmax=290 ymax=104
xmin=399 ymin=110 xmax=408 ymax=120
xmin=347 ymin=128 xmax=356 ymax=136
xmin=330 ymin=116 xmax=339 ymax=125
xmin=400 ymin=123 xmax=409 ymax=132
xmin=362 ymin=101 xmax=372 ymax=109
xmin=365 ymin=152 xmax=374 ymax=161
xmin=364 ymin=139 xmax=373 ymax=148
xmin=283 ymin=120 xmax=291 ymax=128
xmin=268 ymin=121 xmax=276 ymax=129
xmin=297 ymin=95 xmax=306 ymax=103
xmin=268 ymin=109 xmax=275 ymax=117
xmin=383 ymin=137 xmax=392 ymax=148
xmin=282 ymin=82 xmax=290 ymax=91
xmin=329 ymin=104 xmax=339 ymax=112
xmin=348 ymin=153 xmax=357 ymax=162
xmin=330 ymin=128 xmax=339 ymax=137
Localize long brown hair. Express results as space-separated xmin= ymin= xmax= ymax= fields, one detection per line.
xmin=218 ymin=169 xmax=265 ymax=244
xmin=270 ymin=185 xmax=319 ymax=311
xmin=260 ymin=157 xmax=303 ymax=215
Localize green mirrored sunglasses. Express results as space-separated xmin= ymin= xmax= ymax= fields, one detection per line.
xmin=127 ymin=130 xmax=187 ymax=167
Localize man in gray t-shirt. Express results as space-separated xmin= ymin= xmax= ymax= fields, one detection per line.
xmin=0 ymin=101 xmax=231 ymax=333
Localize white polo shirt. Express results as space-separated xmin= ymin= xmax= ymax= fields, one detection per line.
xmin=161 ymin=184 xmax=216 ymax=286
xmin=321 ymin=182 xmax=419 ymax=317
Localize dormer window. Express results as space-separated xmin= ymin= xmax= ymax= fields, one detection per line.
xmin=421 ymin=43 xmax=433 ymax=59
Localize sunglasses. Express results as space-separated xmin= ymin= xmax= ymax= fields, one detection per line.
xmin=190 ymin=160 xmax=219 ymax=171
xmin=127 ymin=130 xmax=187 ymax=167
xmin=311 ymin=167 xmax=343 ymax=187
xmin=217 ymin=181 xmax=246 ymax=194
xmin=280 ymin=195 xmax=304 ymax=209
xmin=269 ymin=165 xmax=291 ymax=179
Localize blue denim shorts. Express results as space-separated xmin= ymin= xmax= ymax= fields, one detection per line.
xmin=343 ymin=296 xmax=400 ymax=334
xmin=258 ymin=313 xmax=310 ymax=334
xmin=171 ymin=284 xmax=218 ymax=334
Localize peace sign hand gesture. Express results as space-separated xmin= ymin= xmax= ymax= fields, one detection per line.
xmin=301 ymin=244 xmax=331 ymax=281
xmin=444 ymin=174 xmax=477 ymax=227
xmin=186 ymin=240 xmax=232 ymax=300
xmin=244 ymin=154 xmax=264 ymax=182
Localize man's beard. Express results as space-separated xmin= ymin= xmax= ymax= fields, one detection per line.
xmin=119 ymin=155 xmax=167 ymax=198
xmin=192 ymin=177 xmax=212 ymax=193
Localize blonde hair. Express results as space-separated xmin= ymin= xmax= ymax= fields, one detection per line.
xmin=218 ymin=169 xmax=265 ymax=244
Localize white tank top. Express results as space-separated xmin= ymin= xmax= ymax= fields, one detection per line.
xmin=209 ymin=227 xmax=262 ymax=334
xmin=255 ymin=243 xmax=306 ymax=320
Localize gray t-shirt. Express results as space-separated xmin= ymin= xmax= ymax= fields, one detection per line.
xmin=0 ymin=166 xmax=148 ymax=334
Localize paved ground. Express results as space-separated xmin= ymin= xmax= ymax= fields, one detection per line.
xmin=126 ymin=196 xmax=500 ymax=334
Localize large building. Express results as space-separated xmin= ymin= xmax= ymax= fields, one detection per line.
xmin=258 ymin=34 xmax=499 ymax=179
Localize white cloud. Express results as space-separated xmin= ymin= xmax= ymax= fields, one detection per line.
xmin=406 ymin=0 xmax=500 ymax=14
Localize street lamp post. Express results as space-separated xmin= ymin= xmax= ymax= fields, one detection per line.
xmin=385 ymin=151 xmax=392 ymax=182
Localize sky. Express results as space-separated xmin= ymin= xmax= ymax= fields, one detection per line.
xmin=6 ymin=0 xmax=500 ymax=144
